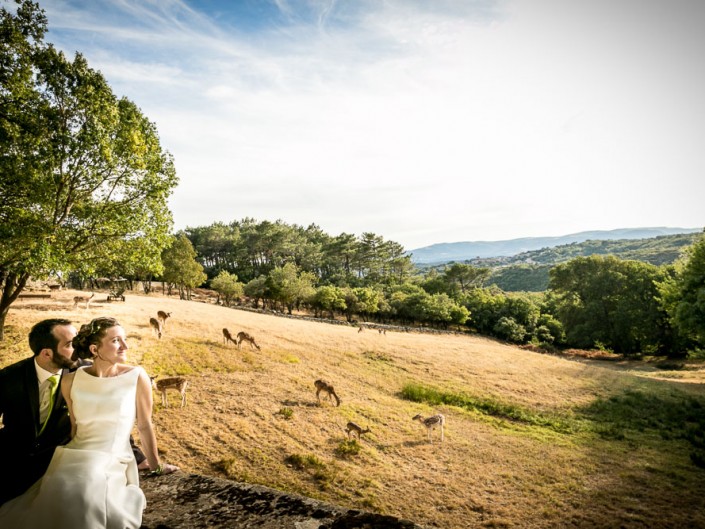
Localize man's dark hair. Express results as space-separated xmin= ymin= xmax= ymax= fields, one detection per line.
xmin=28 ymin=318 xmax=73 ymax=356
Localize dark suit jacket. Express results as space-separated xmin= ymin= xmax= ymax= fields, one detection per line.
xmin=0 ymin=357 xmax=72 ymax=505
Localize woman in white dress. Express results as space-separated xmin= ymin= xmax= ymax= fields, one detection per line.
xmin=0 ymin=316 xmax=178 ymax=528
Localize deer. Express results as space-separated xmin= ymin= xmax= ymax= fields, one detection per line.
xmin=157 ymin=310 xmax=171 ymax=328
xmin=149 ymin=317 xmax=162 ymax=339
xmin=222 ymin=328 xmax=237 ymax=346
xmin=236 ymin=331 xmax=260 ymax=350
xmin=345 ymin=421 xmax=371 ymax=440
xmin=412 ymin=413 xmax=445 ymax=443
xmin=378 ymin=328 xmax=386 ymax=335
xmin=314 ymin=379 xmax=341 ymax=407
xmin=150 ymin=376 xmax=188 ymax=408
xmin=358 ymin=325 xmax=364 ymax=333
xmin=73 ymin=292 xmax=95 ymax=309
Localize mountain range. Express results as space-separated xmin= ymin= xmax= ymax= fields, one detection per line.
xmin=408 ymin=227 xmax=702 ymax=264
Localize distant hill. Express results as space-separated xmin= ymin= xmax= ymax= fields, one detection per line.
xmin=481 ymin=232 xmax=701 ymax=292
xmin=408 ymin=227 xmax=702 ymax=264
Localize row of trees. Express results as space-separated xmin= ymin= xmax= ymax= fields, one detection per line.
xmin=159 ymin=221 xmax=704 ymax=357
xmin=185 ymin=220 xmax=414 ymax=286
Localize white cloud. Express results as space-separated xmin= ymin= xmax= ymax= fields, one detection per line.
xmin=39 ymin=0 xmax=705 ymax=248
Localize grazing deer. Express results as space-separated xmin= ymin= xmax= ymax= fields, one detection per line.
xmin=314 ymin=379 xmax=341 ymax=407
xmin=150 ymin=376 xmax=188 ymax=408
xmin=73 ymin=292 xmax=95 ymax=309
xmin=157 ymin=310 xmax=171 ymax=328
xmin=358 ymin=325 xmax=364 ymax=333
xmin=412 ymin=413 xmax=445 ymax=443
xmin=236 ymin=331 xmax=260 ymax=350
xmin=222 ymin=328 xmax=237 ymax=346
xmin=345 ymin=421 xmax=371 ymax=440
xmin=149 ymin=317 xmax=162 ymax=339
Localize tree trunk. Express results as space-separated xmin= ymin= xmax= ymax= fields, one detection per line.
xmin=0 ymin=270 xmax=31 ymax=341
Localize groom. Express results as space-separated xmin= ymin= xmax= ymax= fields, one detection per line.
xmin=0 ymin=318 xmax=147 ymax=506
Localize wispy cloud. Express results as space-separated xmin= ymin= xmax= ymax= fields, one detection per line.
xmin=39 ymin=0 xmax=705 ymax=248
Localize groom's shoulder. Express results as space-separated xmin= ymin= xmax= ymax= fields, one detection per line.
xmin=0 ymin=356 xmax=34 ymax=377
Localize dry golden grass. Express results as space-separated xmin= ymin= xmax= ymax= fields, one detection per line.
xmin=3 ymin=290 xmax=705 ymax=528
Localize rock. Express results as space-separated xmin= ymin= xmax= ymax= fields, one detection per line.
xmin=140 ymin=472 xmax=424 ymax=529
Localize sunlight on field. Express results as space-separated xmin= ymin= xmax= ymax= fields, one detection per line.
xmin=2 ymin=289 xmax=704 ymax=528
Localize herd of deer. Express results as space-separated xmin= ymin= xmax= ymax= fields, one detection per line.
xmin=148 ymin=310 xmax=171 ymax=339
xmin=314 ymin=378 xmax=445 ymax=442
xmin=143 ymin=308 xmax=445 ymax=442
xmin=222 ymin=328 xmax=260 ymax=350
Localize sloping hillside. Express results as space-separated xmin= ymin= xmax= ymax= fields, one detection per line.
xmin=409 ymin=227 xmax=700 ymax=264
xmin=2 ymin=291 xmax=705 ymax=528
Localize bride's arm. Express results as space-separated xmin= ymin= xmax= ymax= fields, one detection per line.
xmin=135 ymin=368 xmax=178 ymax=474
xmin=61 ymin=372 xmax=77 ymax=438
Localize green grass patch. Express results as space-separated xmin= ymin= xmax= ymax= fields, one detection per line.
xmin=579 ymin=389 xmax=705 ymax=465
xmin=402 ymin=382 xmax=705 ymax=467
xmin=401 ymin=382 xmax=576 ymax=434
xmin=276 ymin=406 xmax=294 ymax=420
xmin=362 ymin=350 xmax=394 ymax=364
xmin=334 ymin=439 xmax=361 ymax=458
xmin=284 ymin=453 xmax=326 ymax=471
xmin=284 ymin=453 xmax=332 ymax=488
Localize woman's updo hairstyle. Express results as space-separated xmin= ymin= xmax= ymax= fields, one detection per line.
xmin=73 ymin=317 xmax=120 ymax=360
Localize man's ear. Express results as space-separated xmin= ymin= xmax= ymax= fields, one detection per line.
xmin=39 ymin=347 xmax=53 ymax=360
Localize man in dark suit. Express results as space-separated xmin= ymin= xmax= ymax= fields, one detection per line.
xmin=0 ymin=318 xmax=147 ymax=506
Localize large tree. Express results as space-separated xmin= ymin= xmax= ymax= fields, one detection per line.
xmin=658 ymin=231 xmax=705 ymax=350
xmin=161 ymin=235 xmax=206 ymax=300
xmin=210 ymin=270 xmax=244 ymax=307
xmin=548 ymin=255 xmax=671 ymax=355
xmin=0 ymin=1 xmax=178 ymax=339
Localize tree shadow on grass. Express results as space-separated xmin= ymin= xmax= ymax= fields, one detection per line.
xmin=577 ymin=388 xmax=705 ymax=467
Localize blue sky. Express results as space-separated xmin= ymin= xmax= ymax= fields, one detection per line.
xmin=37 ymin=0 xmax=705 ymax=249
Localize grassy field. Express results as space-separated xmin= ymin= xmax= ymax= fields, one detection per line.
xmin=2 ymin=289 xmax=705 ymax=528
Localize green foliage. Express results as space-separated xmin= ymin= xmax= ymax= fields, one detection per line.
xmin=284 ymin=453 xmax=331 ymax=486
xmin=276 ymin=407 xmax=294 ymax=420
xmin=488 ymin=264 xmax=551 ymax=292
xmin=403 ymin=382 xmax=705 ymax=465
xmin=185 ymin=219 xmax=413 ymax=287
xmin=658 ymin=232 xmax=705 ymax=349
xmin=487 ymin=233 xmax=701 ymax=268
xmin=243 ymin=275 xmax=268 ymax=309
xmin=386 ymin=284 xmax=468 ymax=328
xmin=580 ymin=390 xmax=705 ymax=462
xmin=284 ymin=453 xmax=325 ymax=470
xmin=430 ymin=234 xmax=701 ymax=292
xmin=310 ymin=285 xmax=347 ymax=318
xmin=460 ymin=288 xmax=558 ymax=345
xmin=0 ymin=1 xmax=177 ymax=338
xmin=210 ymin=270 xmax=244 ymax=307
xmin=161 ymin=235 xmax=207 ymax=299
xmin=493 ymin=316 xmax=526 ymax=343
xmin=548 ymin=256 xmax=672 ymax=355
xmin=267 ymin=262 xmax=316 ymax=314
xmin=334 ymin=439 xmax=361 ymax=458
xmin=400 ymin=383 xmax=574 ymax=433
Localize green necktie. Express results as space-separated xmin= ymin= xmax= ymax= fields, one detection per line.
xmin=39 ymin=375 xmax=59 ymax=435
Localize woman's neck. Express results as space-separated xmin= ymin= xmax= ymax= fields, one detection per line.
xmin=87 ymin=358 xmax=120 ymax=377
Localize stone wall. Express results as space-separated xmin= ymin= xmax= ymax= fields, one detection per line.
xmin=141 ymin=472 xmax=425 ymax=529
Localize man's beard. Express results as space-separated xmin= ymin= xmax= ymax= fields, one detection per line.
xmin=52 ymin=349 xmax=78 ymax=370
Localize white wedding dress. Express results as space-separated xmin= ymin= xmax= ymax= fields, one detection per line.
xmin=0 ymin=366 xmax=146 ymax=529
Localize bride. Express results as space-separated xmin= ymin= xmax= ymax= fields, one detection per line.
xmin=0 ymin=316 xmax=178 ymax=528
